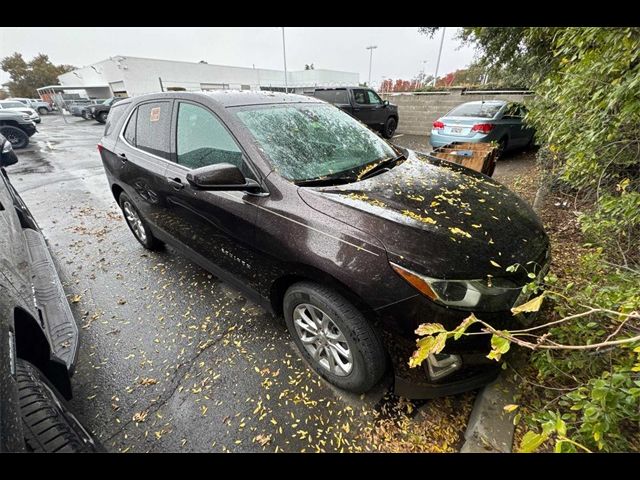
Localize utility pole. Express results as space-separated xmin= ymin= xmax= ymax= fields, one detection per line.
xmin=282 ymin=27 xmax=288 ymax=93
xmin=432 ymin=27 xmax=446 ymax=86
xmin=366 ymin=45 xmax=377 ymax=86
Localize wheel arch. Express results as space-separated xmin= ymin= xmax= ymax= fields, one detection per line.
xmin=13 ymin=307 xmax=72 ymax=399
xmin=111 ymin=183 xmax=124 ymax=202
xmin=269 ymin=265 xmax=379 ymax=325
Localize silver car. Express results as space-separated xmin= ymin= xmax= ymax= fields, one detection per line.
xmin=0 ymin=100 xmax=41 ymax=124
xmin=430 ymin=100 xmax=535 ymax=156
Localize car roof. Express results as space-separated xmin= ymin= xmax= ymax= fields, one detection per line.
xmin=458 ymin=100 xmax=508 ymax=106
xmin=129 ymin=90 xmax=323 ymax=108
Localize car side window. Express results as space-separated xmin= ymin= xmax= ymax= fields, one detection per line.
xmin=353 ymin=89 xmax=368 ymax=105
xmin=503 ymin=103 xmax=521 ymax=118
xmin=105 ymin=103 xmax=128 ymax=137
xmin=176 ymin=102 xmax=251 ymax=177
xmin=366 ymin=90 xmax=382 ymax=105
xmin=135 ymin=102 xmax=172 ymax=159
xmin=123 ymin=108 xmax=137 ymax=145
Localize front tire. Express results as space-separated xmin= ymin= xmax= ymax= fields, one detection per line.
xmin=118 ymin=192 xmax=162 ymax=250
xmin=283 ymin=282 xmax=387 ymax=393
xmin=382 ymin=117 xmax=397 ymax=139
xmin=0 ymin=126 xmax=29 ymax=149
xmin=37 ymin=107 xmax=49 ymax=115
xmin=16 ymin=360 xmax=101 ymax=452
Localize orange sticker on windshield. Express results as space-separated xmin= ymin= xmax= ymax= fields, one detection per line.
xmin=150 ymin=107 xmax=161 ymax=122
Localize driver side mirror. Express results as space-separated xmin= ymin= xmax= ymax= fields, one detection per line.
xmin=383 ymin=100 xmax=389 ymax=106
xmin=186 ymin=163 xmax=261 ymax=192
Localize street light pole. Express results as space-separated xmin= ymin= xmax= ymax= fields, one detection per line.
xmin=366 ymin=45 xmax=377 ymax=86
xmin=432 ymin=27 xmax=446 ymax=86
xmin=282 ymin=27 xmax=288 ymax=93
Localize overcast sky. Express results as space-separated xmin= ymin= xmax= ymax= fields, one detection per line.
xmin=0 ymin=27 xmax=477 ymax=87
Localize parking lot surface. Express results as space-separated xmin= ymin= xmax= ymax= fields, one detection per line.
xmin=8 ymin=116 xmax=486 ymax=452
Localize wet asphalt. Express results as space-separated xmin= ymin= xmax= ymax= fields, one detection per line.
xmin=7 ymin=115 xmax=474 ymax=452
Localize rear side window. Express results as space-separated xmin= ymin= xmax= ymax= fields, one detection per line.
xmin=135 ymin=102 xmax=172 ymax=159
xmin=447 ymin=102 xmax=503 ymax=119
xmin=123 ymin=108 xmax=137 ymax=145
xmin=104 ymin=102 xmax=128 ymax=137
xmin=176 ymin=102 xmax=246 ymax=173
xmin=313 ymin=89 xmax=350 ymax=104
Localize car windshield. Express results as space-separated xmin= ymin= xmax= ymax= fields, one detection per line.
xmin=233 ymin=103 xmax=397 ymax=183
xmin=1 ymin=102 xmax=27 ymax=109
xmin=447 ymin=102 xmax=503 ymax=119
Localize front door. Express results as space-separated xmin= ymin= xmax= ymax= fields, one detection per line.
xmin=159 ymin=100 xmax=261 ymax=288
xmin=350 ymin=89 xmax=387 ymax=128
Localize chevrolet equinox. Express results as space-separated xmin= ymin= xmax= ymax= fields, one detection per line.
xmin=98 ymin=91 xmax=549 ymax=398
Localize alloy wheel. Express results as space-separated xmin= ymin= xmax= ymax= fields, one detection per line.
xmin=293 ymin=303 xmax=353 ymax=376
xmin=122 ymin=200 xmax=147 ymax=243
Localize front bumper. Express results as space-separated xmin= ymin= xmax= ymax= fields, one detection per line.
xmin=376 ymin=292 xmax=522 ymax=399
xmin=20 ymin=123 xmax=37 ymax=137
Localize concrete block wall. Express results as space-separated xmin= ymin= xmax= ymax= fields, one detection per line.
xmin=381 ymin=89 xmax=534 ymax=136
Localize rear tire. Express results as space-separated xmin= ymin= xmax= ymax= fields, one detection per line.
xmin=496 ymin=136 xmax=508 ymax=159
xmin=283 ymin=282 xmax=387 ymax=393
xmin=0 ymin=126 xmax=29 ymax=149
xmin=16 ymin=360 xmax=101 ymax=452
xmin=118 ymin=192 xmax=162 ymax=250
xmin=382 ymin=117 xmax=397 ymax=139
xmin=96 ymin=111 xmax=108 ymax=123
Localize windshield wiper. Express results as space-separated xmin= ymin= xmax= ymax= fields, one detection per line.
xmin=295 ymin=176 xmax=357 ymax=187
xmin=358 ymin=153 xmax=406 ymax=181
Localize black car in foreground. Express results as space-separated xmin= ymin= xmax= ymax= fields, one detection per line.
xmin=310 ymin=86 xmax=399 ymax=139
xmin=0 ymin=111 xmax=37 ymax=149
xmin=0 ymin=142 xmax=100 ymax=452
xmin=98 ymin=91 xmax=549 ymax=398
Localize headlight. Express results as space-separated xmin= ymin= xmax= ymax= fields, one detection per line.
xmin=391 ymin=263 xmax=520 ymax=311
xmin=2 ymin=141 xmax=13 ymax=153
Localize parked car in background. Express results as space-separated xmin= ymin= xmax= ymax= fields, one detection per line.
xmin=0 ymin=133 xmax=19 ymax=167
xmin=67 ymin=100 xmax=93 ymax=117
xmin=0 ymin=156 xmax=101 ymax=452
xmin=309 ymin=87 xmax=399 ymax=138
xmin=90 ymin=97 xmax=125 ymax=123
xmin=0 ymin=100 xmax=41 ymax=124
xmin=430 ymin=100 xmax=535 ymax=156
xmin=79 ymin=99 xmax=107 ymax=120
xmin=98 ymin=91 xmax=549 ymax=399
xmin=0 ymin=111 xmax=37 ymax=149
xmin=9 ymin=98 xmax=53 ymax=115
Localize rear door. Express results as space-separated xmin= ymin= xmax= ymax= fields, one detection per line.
xmin=112 ymin=101 xmax=173 ymax=231
xmin=499 ymin=103 xmax=527 ymax=147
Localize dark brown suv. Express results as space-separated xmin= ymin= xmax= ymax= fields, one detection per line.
xmin=98 ymin=91 xmax=549 ymax=398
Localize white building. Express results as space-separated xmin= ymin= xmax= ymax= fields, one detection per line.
xmin=51 ymin=55 xmax=359 ymax=98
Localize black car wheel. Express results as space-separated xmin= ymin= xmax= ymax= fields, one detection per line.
xmin=81 ymin=111 xmax=91 ymax=120
xmin=37 ymin=107 xmax=49 ymax=115
xmin=118 ymin=192 xmax=162 ymax=250
xmin=382 ymin=117 xmax=397 ymax=139
xmin=283 ymin=282 xmax=387 ymax=393
xmin=96 ymin=111 xmax=108 ymax=123
xmin=16 ymin=360 xmax=101 ymax=452
xmin=0 ymin=126 xmax=29 ymax=149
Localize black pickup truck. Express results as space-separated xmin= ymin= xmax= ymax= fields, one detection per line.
xmin=0 ymin=137 xmax=100 ymax=453
xmin=310 ymin=87 xmax=399 ymax=138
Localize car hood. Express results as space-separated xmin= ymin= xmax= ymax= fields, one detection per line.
xmin=298 ymin=150 xmax=548 ymax=280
